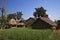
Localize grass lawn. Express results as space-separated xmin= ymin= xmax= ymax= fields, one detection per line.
xmin=0 ymin=27 xmax=60 ymax=40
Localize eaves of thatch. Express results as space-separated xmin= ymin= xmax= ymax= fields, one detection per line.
xmin=38 ymin=17 xmax=57 ymax=26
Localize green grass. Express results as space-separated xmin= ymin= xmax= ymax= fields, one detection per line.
xmin=0 ymin=28 xmax=60 ymax=40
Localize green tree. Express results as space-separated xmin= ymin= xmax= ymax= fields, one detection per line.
xmin=33 ymin=7 xmax=48 ymax=18
xmin=0 ymin=7 xmax=7 ymax=28
xmin=55 ymin=20 xmax=60 ymax=29
xmin=16 ymin=11 xmax=23 ymax=20
xmin=7 ymin=14 xmax=16 ymax=20
xmin=55 ymin=20 xmax=60 ymax=24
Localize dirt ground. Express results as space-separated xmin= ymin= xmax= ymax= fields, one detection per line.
xmin=55 ymin=29 xmax=60 ymax=34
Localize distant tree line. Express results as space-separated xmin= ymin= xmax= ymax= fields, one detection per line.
xmin=6 ymin=7 xmax=48 ymax=21
xmin=7 ymin=11 xmax=23 ymax=21
xmin=7 ymin=7 xmax=48 ymax=21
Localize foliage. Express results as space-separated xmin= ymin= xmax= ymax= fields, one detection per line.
xmin=7 ymin=14 xmax=16 ymax=20
xmin=0 ymin=28 xmax=59 ymax=40
xmin=55 ymin=20 xmax=60 ymax=29
xmin=0 ymin=16 xmax=7 ymax=27
xmin=55 ymin=20 xmax=60 ymax=24
xmin=33 ymin=7 xmax=48 ymax=18
xmin=16 ymin=12 xmax=23 ymax=20
xmin=7 ymin=11 xmax=23 ymax=20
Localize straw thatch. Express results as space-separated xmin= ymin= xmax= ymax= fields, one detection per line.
xmin=25 ymin=17 xmax=36 ymax=27
xmin=39 ymin=17 xmax=57 ymax=26
xmin=17 ymin=23 xmax=25 ymax=25
xmin=8 ymin=19 xmax=25 ymax=27
xmin=31 ymin=17 xmax=57 ymax=29
xmin=9 ymin=19 xmax=17 ymax=25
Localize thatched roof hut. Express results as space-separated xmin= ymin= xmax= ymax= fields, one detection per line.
xmin=9 ymin=19 xmax=17 ymax=25
xmin=17 ymin=23 xmax=25 ymax=25
xmin=39 ymin=17 xmax=57 ymax=26
xmin=31 ymin=17 xmax=57 ymax=29
xmin=16 ymin=20 xmax=25 ymax=25
xmin=25 ymin=17 xmax=36 ymax=27
xmin=8 ymin=19 xmax=25 ymax=27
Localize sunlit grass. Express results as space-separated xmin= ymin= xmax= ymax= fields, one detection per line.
xmin=0 ymin=27 xmax=60 ymax=40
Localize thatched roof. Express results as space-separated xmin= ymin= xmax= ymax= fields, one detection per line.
xmin=16 ymin=20 xmax=25 ymax=25
xmin=17 ymin=23 xmax=25 ymax=25
xmin=9 ymin=19 xmax=17 ymax=25
xmin=8 ymin=19 xmax=25 ymax=26
xmin=26 ymin=17 xmax=36 ymax=26
xmin=38 ymin=17 xmax=57 ymax=26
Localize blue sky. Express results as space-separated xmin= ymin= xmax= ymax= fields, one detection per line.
xmin=0 ymin=0 xmax=60 ymax=21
